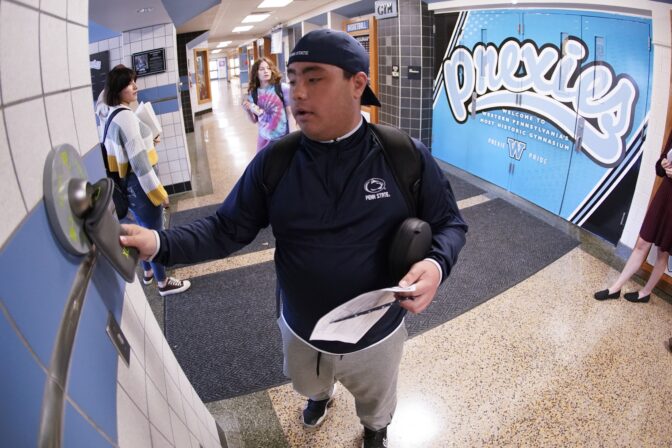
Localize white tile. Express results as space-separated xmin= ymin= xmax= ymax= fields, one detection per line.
xmin=169 ymin=409 xmax=191 ymax=448
xmin=67 ymin=23 xmax=91 ymax=88
xmin=44 ymin=91 xmax=78 ymax=149
xmin=188 ymin=432 xmax=199 ymax=448
xmin=0 ymin=3 xmax=41 ymax=104
xmin=123 ymin=43 xmax=131 ymax=56
xmin=159 ymin=172 xmax=173 ymax=187
xmin=41 ymin=0 xmax=66 ymax=18
xmin=144 ymin=301 xmax=165 ymax=357
xmin=146 ymin=379 xmax=174 ymax=445
xmin=153 ymin=35 xmax=166 ymax=49
xmin=169 ymin=161 xmax=181 ymax=173
xmin=162 ymin=338 xmax=181 ymax=386
xmin=112 ymin=58 xmax=122 ymax=68
xmin=89 ymin=42 xmax=99 ymax=54
xmin=110 ymin=37 xmax=121 ymax=49
xmin=130 ymin=29 xmax=142 ymax=43
xmin=4 ymin=99 xmax=51 ymax=209
xmin=168 ymin=71 xmax=177 ymax=84
xmin=163 ymin=125 xmax=175 ymax=138
xmin=182 ymin=402 xmax=202 ymax=441
xmin=142 ymin=38 xmax=154 ymax=52
xmin=166 ymin=149 xmax=178 ymax=161
xmin=123 ymin=32 xmax=131 ymax=44
xmin=177 ymin=370 xmax=194 ymax=411
xmin=117 ymin=387 xmax=152 ymax=448
xmin=125 ymin=278 xmax=147 ymax=327
xmin=165 ymin=136 xmax=177 ymax=149
xmin=168 ymin=59 xmax=177 ymax=73
xmin=66 ymin=0 xmax=87 ymax=25
xmin=145 ymin=340 xmax=167 ymax=399
xmin=164 ymin=24 xmax=173 ymax=37
xmin=150 ymin=424 xmax=173 ymax=448
xmin=131 ymin=41 xmax=142 ymax=55
xmin=70 ymin=87 xmax=100 ymax=156
xmin=41 ymin=14 xmax=70 ymax=93
xmin=153 ymin=25 xmax=165 ymax=37
xmin=123 ymin=55 xmax=132 ymax=68
xmin=117 ymin=350 xmax=148 ymax=416
xmin=0 ymin=111 xmax=27 ymax=248
xmin=136 ymin=77 xmax=146 ymax=90
xmin=111 ymin=47 xmax=121 ymax=61
xmin=156 ymin=73 xmax=169 ymax=86
xmin=165 ymin=374 xmax=185 ymax=423
xmin=145 ymin=76 xmax=157 ymax=89
xmin=141 ymin=27 xmax=154 ymax=41
xmin=119 ymin=295 xmax=146 ymax=369
xmin=14 ymin=0 xmax=38 ymax=8
xmin=98 ymin=39 xmax=109 ymax=51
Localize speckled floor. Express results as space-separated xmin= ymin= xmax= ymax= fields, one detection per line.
xmin=165 ymin=80 xmax=672 ymax=448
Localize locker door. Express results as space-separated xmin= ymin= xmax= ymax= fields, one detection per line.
xmin=463 ymin=10 xmax=523 ymax=189
xmin=507 ymin=12 xmax=581 ymax=214
xmin=560 ymin=15 xmax=651 ymax=242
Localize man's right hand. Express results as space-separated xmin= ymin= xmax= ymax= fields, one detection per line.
xmin=120 ymin=224 xmax=157 ymax=261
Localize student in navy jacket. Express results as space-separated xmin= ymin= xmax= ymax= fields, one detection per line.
xmin=121 ymin=29 xmax=467 ymax=448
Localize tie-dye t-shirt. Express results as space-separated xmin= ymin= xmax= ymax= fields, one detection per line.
xmin=248 ymin=83 xmax=290 ymax=141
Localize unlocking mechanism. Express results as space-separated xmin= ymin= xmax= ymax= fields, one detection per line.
xmin=43 ymin=144 xmax=138 ymax=282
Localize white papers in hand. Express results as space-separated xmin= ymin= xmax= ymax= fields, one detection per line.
xmin=136 ymin=101 xmax=162 ymax=138
xmin=309 ymin=285 xmax=416 ymax=344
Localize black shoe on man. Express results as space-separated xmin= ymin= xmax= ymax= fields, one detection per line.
xmin=362 ymin=426 xmax=388 ymax=448
xmin=301 ymin=395 xmax=334 ymax=428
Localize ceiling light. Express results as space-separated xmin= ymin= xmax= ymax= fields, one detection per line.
xmin=136 ymin=7 xmax=153 ymax=13
xmin=258 ymin=0 xmax=293 ymax=7
xmin=212 ymin=49 xmax=222 ymax=54
xmin=217 ymin=41 xmax=232 ymax=48
xmin=232 ymin=25 xmax=254 ymax=33
xmin=242 ymin=13 xmax=270 ymax=23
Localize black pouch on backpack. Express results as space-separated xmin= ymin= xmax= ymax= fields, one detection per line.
xmin=388 ymin=217 xmax=432 ymax=282
xmin=101 ymin=107 xmax=130 ymax=220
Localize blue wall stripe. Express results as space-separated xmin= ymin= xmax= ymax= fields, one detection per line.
xmin=154 ymin=98 xmax=180 ymax=114
xmin=63 ymin=402 xmax=114 ymax=448
xmin=0 ymin=314 xmax=45 ymax=447
xmin=0 ymin=203 xmax=80 ymax=366
xmin=89 ymin=20 xmax=121 ymax=44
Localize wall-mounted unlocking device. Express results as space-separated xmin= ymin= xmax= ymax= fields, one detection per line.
xmin=43 ymin=144 xmax=139 ymax=282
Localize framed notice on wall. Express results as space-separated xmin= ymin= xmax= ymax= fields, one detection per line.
xmin=194 ymin=49 xmax=211 ymax=104
xmin=132 ymin=48 xmax=166 ymax=77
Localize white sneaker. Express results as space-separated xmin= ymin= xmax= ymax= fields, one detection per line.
xmin=158 ymin=277 xmax=191 ymax=296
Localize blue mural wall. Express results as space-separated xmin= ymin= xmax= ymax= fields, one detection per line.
xmin=432 ymin=9 xmax=652 ymax=244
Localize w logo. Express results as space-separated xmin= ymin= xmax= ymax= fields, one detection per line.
xmin=507 ymin=138 xmax=527 ymax=161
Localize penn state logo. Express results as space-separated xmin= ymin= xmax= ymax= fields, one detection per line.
xmin=364 ymin=178 xmax=386 ymax=193
xmin=364 ymin=178 xmax=391 ymax=201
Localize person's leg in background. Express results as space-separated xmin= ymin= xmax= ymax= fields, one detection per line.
xmin=126 ymin=173 xmax=190 ymax=296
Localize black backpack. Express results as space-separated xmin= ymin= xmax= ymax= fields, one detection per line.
xmin=261 ymin=124 xmax=422 ymax=215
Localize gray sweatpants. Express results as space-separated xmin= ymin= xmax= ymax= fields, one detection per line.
xmin=278 ymin=317 xmax=407 ymax=430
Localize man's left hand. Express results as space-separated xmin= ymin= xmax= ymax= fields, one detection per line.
xmin=395 ymin=260 xmax=441 ymax=314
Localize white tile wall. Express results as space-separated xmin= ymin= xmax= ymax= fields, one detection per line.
xmin=44 ymin=91 xmax=79 ymax=149
xmin=117 ymin=387 xmax=152 ymax=448
xmin=67 ymin=23 xmax=91 ymax=88
xmin=40 ymin=13 xmax=70 ymax=93
xmin=70 ymin=87 xmax=101 ymax=155
xmin=40 ymin=0 xmax=67 ymax=17
xmin=0 ymin=2 xmax=41 ymax=104
xmin=4 ymin=98 xmax=52 ymax=209
xmin=0 ymin=4 xmax=218 ymax=448
xmin=0 ymin=111 xmax=27 ymax=248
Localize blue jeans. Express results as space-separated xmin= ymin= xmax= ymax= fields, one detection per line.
xmin=125 ymin=172 xmax=166 ymax=282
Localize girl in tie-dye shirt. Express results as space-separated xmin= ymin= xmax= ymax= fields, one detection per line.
xmin=243 ymin=57 xmax=296 ymax=151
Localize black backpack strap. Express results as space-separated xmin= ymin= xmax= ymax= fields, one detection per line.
xmin=274 ymin=83 xmax=285 ymax=106
xmin=262 ymin=131 xmax=302 ymax=194
xmin=252 ymin=88 xmax=258 ymax=105
xmin=369 ymin=123 xmax=422 ymax=216
xmin=101 ymin=107 xmax=130 ymax=176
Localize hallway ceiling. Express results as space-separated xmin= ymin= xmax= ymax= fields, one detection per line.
xmin=90 ymin=0 xmax=365 ymax=52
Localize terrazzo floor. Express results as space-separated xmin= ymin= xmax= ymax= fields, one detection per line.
xmin=158 ymin=79 xmax=672 ymax=448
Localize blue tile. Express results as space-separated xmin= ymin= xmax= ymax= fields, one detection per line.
xmin=63 ymin=402 xmax=114 ymax=448
xmin=83 ymin=144 xmax=107 ymax=182
xmin=0 ymin=204 xmax=81 ymax=365
xmin=90 ymin=255 xmax=126 ymax=323
xmin=160 ymin=98 xmax=180 ymax=114
xmin=0 ymin=312 xmax=46 ymax=448
xmin=66 ymin=289 xmax=118 ymax=441
xmin=156 ymin=83 xmax=177 ymax=100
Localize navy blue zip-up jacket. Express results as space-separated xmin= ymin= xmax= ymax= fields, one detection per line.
xmin=155 ymin=121 xmax=467 ymax=354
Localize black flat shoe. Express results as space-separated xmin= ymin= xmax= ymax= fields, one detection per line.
xmin=624 ymin=292 xmax=650 ymax=303
xmin=594 ymin=289 xmax=620 ymax=300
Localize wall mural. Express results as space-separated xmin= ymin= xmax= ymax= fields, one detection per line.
xmin=432 ymin=9 xmax=652 ymax=244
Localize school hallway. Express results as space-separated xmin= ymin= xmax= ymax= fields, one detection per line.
xmin=149 ymin=78 xmax=672 ymax=448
